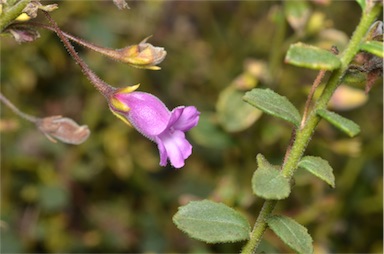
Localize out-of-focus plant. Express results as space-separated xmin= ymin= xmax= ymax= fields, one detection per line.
xmin=173 ymin=1 xmax=382 ymax=253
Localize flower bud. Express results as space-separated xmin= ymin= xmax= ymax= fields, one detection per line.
xmin=8 ymin=27 xmax=40 ymax=43
xmin=117 ymin=36 xmax=167 ymax=70
xmin=36 ymin=116 xmax=90 ymax=145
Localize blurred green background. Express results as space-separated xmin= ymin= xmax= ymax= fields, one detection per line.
xmin=1 ymin=1 xmax=382 ymax=253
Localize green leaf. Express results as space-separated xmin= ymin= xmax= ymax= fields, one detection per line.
xmin=267 ymin=215 xmax=313 ymax=254
xmin=285 ymin=42 xmax=341 ymax=70
xmin=284 ymin=1 xmax=310 ymax=35
xmin=217 ymin=86 xmax=262 ymax=132
xmin=355 ymin=0 xmax=366 ymax=10
xmin=173 ymin=200 xmax=251 ymax=243
xmin=360 ymin=40 xmax=384 ymax=58
xmin=317 ymin=109 xmax=360 ymax=137
xmin=243 ymin=88 xmax=301 ymax=127
xmin=298 ymin=156 xmax=335 ymax=188
xmin=252 ymin=157 xmax=290 ymax=200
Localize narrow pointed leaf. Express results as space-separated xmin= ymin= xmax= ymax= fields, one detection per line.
xmin=252 ymin=158 xmax=290 ymax=200
xmin=243 ymin=88 xmax=301 ymax=127
xmin=317 ymin=109 xmax=360 ymax=137
xmin=173 ymin=200 xmax=251 ymax=243
xmin=285 ymin=42 xmax=341 ymax=70
xmin=267 ymin=215 xmax=313 ymax=254
xmin=360 ymin=41 xmax=384 ymax=58
xmin=298 ymin=156 xmax=335 ymax=188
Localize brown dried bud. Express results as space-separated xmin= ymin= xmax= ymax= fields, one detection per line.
xmin=118 ymin=36 xmax=167 ymax=70
xmin=36 ymin=116 xmax=90 ymax=145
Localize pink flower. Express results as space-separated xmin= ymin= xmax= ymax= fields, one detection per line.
xmin=109 ymin=85 xmax=200 ymax=168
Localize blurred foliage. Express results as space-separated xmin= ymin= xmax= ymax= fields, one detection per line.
xmin=1 ymin=1 xmax=382 ymax=253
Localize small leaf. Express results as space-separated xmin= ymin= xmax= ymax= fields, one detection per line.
xmin=355 ymin=0 xmax=366 ymax=11
xmin=285 ymin=42 xmax=341 ymax=70
xmin=360 ymin=41 xmax=384 ymax=58
xmin=284 ymin=1 xmax=310 ymax=35
xmin=243 ymin=88 xmax=301 ymax=127
xmin=217 ymin=86 xmax=262 ymax=132
xmin=252 ymin=159 xmax=290 ymax=200
xmin=298 ymin=156 xmax=335 ymax=188
xmin=173 ymin=200 xmax=251 ymax=243
xmin=317 ymin=109 xmax=360 ymax=137
xmin=267 ymin=215 xmax=313 ymax=254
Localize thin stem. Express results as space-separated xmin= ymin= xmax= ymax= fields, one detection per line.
xmin=0 ymin=92 xmax=38 ymax=123
xmin=25 ymin=21 xmax=121 ymax=59
xmin=0 ymin=0 xmax=30 ymax=32
xmin=300 ymin=70 xmax=326 ymax=129
xmin=42 ymin=11 xmax=116 ymax=99
xmin=241 ymin=3 xmax=382 ymax=253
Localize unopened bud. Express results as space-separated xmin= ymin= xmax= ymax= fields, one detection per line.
xmin=118 ymin=36 xmax=167 ymax=70
xmin=8 ymin=27 xmax=40 ymax=43
xmin=36 ymin=116 xmax=90 ymax=145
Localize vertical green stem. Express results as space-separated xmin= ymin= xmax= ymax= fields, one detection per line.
xmin=0 ymin=0 xmax=30 ymax=32
xmin=241 ymin=3 xmax=382 ymax=254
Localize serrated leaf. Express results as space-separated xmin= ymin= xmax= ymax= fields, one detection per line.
xmin=217 ymin=86 xmax=262 ymax=132
xmin=243 ymin=88 xmax=301 ymax=127
xmin=360 ymin=41 xmax=384 ymax=58
xmin=173 ymin=200 xmax=251 ymax=243
xmin=317 ymin=109 xmax=360 ymax=137
xmin=355 ymin=0 xmax=366 ymax=10
xmin=285 ymin=42 xmax=341 ymax=70
xmin=252 ymin=161 xmax=290 ymax=200
xmin=267 ymin=215 xmax=313 ymax=254
xmin=298 ymin=156 xmax=335 ymax=188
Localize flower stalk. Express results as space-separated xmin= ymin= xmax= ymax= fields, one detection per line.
xmin=241 ymin=3 xmax=382 ymax=253
xmin=25 ymin=21 xmax=166 ymax=70
xmin=42 ymin=11 xmax=116 ymax=99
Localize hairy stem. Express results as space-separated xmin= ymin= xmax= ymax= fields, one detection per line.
xmin=42 ymin=11 xmax=116 ymax=99
xmin=0 ymin=92 xmax=38 ymax=123
xmin=25 ymin=21 xmax=121 ymax=59
xmin=241 ymin=3 xmax=382 ymax=254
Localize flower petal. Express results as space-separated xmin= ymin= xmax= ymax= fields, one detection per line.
xmin=157 ymin=130 xmax=192 ymax=168
xmin=156 ymin=138 xmax=168 ymax=166
xmin=169 ymin=106 xmax=200 ymax=131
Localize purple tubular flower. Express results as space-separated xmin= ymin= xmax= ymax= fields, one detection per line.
xmin=109 ymin=85 xmax=200 ymax=168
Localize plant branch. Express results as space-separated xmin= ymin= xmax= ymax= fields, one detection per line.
xmin=42 ymin=11 xmax=116 ymax=99
xmin=241 ymin=3 xmax=382 ymax=253
xmin=25 ymin=21 xmax=121 ymax=59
